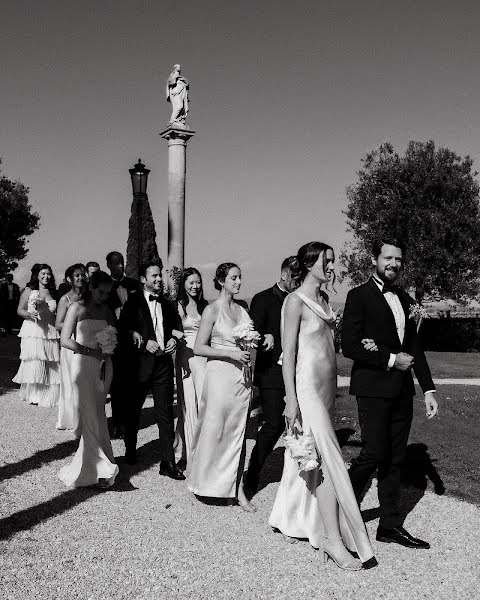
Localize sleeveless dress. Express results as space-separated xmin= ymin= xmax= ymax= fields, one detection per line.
xmin=174 ymin=306 xmax=207 ymax=464
xmin=269 ymin=292 xmax=374 ymax=562
xmin=56 ymin=295 xmax=80 ymax=433
xmin=187 ymin=305 xmax=252 ymax=498
xmin=58 ymin=319 xmax=118 ymax=488
xmin=13 ymin=292 xmax=60 ymax=407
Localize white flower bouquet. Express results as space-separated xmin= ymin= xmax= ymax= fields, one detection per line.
xmin=284 ymin=422 xmax=320 ymax=472
xmin=409 ymin=303 xmax=429 ymax=332
xmin=95 ymin=325 xmax=118 ymax=355
xmin=232 ymin=318 xmax=261 ymax=383
xmin=28 ymin=290 xmax=41 ymax=320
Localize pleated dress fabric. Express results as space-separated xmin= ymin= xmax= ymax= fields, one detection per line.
xmin=13 ymin=295 xmax=60 ymax=407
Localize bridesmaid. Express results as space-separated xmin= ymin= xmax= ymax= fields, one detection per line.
xmin=13 ymin=264 xmax=60 ymax=407
xmin=269 ymin=242 xmax=377 ymax=570
xmin=187 ymin=263 xmax=255 ymax=512
xmin=58 ymin=270 xmax=118 ymax=488
xmin=55 ymin=263 xmax=87 ymax=432
xmin=174 ymin=267 xmax=208 ymax=468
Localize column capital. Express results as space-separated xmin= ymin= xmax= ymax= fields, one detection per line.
xmin=159 ymin=125 xmax=196 ymax=146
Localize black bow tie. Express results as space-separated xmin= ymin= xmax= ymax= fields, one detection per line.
xmin=382 ymin=284 xmax=397 ymax=295
xmin=149 ymin=294 xmax=160 ymax=302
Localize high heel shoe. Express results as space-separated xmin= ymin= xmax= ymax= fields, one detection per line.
xmin=322 ymin=536 xmax=363 ymax=571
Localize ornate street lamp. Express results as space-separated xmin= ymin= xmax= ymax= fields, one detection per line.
xmin=129 ymin=158 xmax=150 ymax=195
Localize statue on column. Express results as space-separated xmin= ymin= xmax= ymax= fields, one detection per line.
xmin=166 ymin=64 xmax=189 ymax=127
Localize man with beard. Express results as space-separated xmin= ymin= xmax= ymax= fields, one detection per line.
xmin=342 ymin=239 xmax=438 ymax=550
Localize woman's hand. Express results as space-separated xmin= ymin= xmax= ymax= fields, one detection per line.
xmin=132 ymin=331 xmax=143 ymax=348
xmin=361 ymin=338 xmax=378 ymax=352
xmin=283 ymin=397 xmax=299 ymax=429
xmin=230 ymin=348 xmax=251 ymax=366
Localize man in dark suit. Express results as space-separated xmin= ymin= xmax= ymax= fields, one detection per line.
xmin=105 ymin=251 xmax=141 ymax=438
xmin=342 ymin=238 xmax=438 ymax=550
xmin=244 ymin=257 xmax=297 ymax=493
xmin=0 ymin=274 xmax=20 ymax=334
xmin=119 ymin=260 xmax=184 ymax=480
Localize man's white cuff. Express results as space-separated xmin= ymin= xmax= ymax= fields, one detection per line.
xmin=387 ymin=353 xmax=396 ymax=370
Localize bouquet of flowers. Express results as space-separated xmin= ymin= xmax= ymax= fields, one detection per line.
xmin=95 ymin=325 xmax=118 ymax=355
xmin=232 ymin=318 xmax=261 ymax=382
xmin=409 ymin=303 xmax=429 ymax=332
xmin=27 ymin=290 xmax=41 ymax=320
xmin=284 ymin=421 xmax=320 ymax=472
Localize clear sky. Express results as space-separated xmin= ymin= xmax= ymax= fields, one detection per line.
xmin=2 ymin=0 xmax=480 ymax=301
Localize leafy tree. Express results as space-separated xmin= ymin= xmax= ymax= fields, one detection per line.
xmin=341 ymin=140 xmax=480 ymax=303
xmin=0 ymin=160 xmax=40 ymax=277
xmin=125 ymin=193 xmax=160 ymax=279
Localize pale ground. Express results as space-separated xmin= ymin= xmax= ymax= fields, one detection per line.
xmin=0 ymin=390 xmax=479 ymax=600
xmin=337 ymin=377 xmax=480 ymax=387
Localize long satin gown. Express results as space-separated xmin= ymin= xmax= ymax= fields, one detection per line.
xmin=58 ymin=319 xmax=118 ymax=488
xmin=174 ymin=309 xmax=207 ymax=464
xmin=269 ymin=292 xmax=374 ymax=562
xmin=187 ymin=305 xmax=252 ymax=498
xmin=56 ymin=295 xmax=80 ymax=434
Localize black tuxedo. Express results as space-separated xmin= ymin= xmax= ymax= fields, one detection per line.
xmin=342 ymin=277 xmax=435 ymax=528
xmin=246 ymin=283 xmax=288 ymax=490
xmin=106 ymin=276 xmax=141 ymax=429
xmin=119 ymin=291 xmax=181 ymax=460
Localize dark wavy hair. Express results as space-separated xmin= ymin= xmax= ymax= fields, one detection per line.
xmin=64 ymin=263 xmax=87 ymax=289
xmin=213 ymin=262 xmax=240 ymax=291
xmin=27 ymin=263 xmax=57 ymax=296
xmin=82 ymin=270 xmax=113 ymax=303
xmin=291 ymin=242 xmax=335 ymax=287
xmin=372 ymin=238 xmax=407 ymax=259
xmin=178 ymin=267 xmax=208 ymax=314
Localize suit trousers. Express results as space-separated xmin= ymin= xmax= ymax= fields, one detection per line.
xmin=124 ymin=356 xmax=175 ymax=462
xmin=109 ymin=351 xmax=129 ymax=428
xmin=348 ymin=391 xmax=413 ymax=528
xmin=246 ymin=387 xmax=285 ymax=486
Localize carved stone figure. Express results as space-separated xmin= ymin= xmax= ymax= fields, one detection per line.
xmin=166 ymin=64 xmax=189 ymax=126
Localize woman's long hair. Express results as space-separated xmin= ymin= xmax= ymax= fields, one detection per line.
xmin=178 ymin=267 xmax=208 ymax=315
xmin=27 ymin=263 xmax=57 ymax=297
xmin=64 ymin=263 xmax=87 ymax=293
xmin=290 ymin=242 xmax=336 ymax=289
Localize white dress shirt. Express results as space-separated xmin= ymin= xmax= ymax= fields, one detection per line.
xmin=144 ymin=290 xmax=164 ymax=351
xmin=372 ymin=276 xmax=435 ymax=394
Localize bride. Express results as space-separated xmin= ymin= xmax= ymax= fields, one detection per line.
xmin=269 ymin=241 xmax=377 ymax=570
xmin=58 ymin=270 xmax=118 ymax=488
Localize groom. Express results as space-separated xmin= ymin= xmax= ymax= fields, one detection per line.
xmin=119 ymin=260 xmax=184 ymax=480
xmin=342 ymin=238 xmax=438 ymax=549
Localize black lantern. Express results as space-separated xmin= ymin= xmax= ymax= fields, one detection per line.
xmin=129 ymin=159 xmax=150 ymax=195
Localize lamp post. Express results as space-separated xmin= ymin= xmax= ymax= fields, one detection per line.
xmin=128 ymin=159 xmax=150 ymax=276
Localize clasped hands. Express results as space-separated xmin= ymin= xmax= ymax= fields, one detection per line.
xmin=132 ymin=331 xmax=177 ymax=355
xmin=361 ymin=338 xmax=414 ymax=371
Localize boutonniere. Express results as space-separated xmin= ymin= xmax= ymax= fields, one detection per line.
xmin=408 ymin=303 xmax=429 ymax=332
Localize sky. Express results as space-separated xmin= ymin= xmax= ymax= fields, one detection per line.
xmin=2 ymin=0 xmax=480 ymax=302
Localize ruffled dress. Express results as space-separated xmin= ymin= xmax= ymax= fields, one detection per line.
xmin=13 ymin=293 xmax=60 ymax=407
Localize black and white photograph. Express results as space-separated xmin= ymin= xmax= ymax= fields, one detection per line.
xmin=1 ymin=2 xmax=479 ymax=598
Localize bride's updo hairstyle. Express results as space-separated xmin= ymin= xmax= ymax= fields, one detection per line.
xmin=291 ymin=241 xmax=335 ymax=287
xmin=213 ymin=262 xmax=239 ymax=291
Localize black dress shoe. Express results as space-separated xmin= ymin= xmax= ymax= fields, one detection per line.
xmin=159 ymin=461 xmax=186 ymax=480
xmin=347 ymin=550 xmax=378 ymax=569
xmin=376 ymin=526 xmax=430 ymax=549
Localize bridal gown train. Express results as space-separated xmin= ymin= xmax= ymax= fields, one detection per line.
xmin=187 ymin=305 xmax=251 ymax=498
xmin=269 ymin=292 xmax=374 ymax=562
xmin=58 ymin=319 xmax=118 ymax=487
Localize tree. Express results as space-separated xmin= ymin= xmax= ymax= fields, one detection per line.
xmin=125 ymin=193 xmax=160 ymax=279
xmin=341 ymin=140 xmax=480 ymax=303
xmin=0 ymin=160 xmax=40 ymax=278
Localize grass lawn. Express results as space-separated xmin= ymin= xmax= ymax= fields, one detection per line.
xmin=336 ymin=351 xmax=479 ymax=378
xmin=331 ymin=384 xmax=480 ymax=506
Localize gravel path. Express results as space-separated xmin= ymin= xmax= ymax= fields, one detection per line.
xmin=338 ymin=376 xmax=480 ymax=387
xmin=0 ymin=389 xmax=479 ymax=600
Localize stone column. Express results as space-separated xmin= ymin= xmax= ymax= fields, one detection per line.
xmin=159 ymin=125 xmax=196 ymax=293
